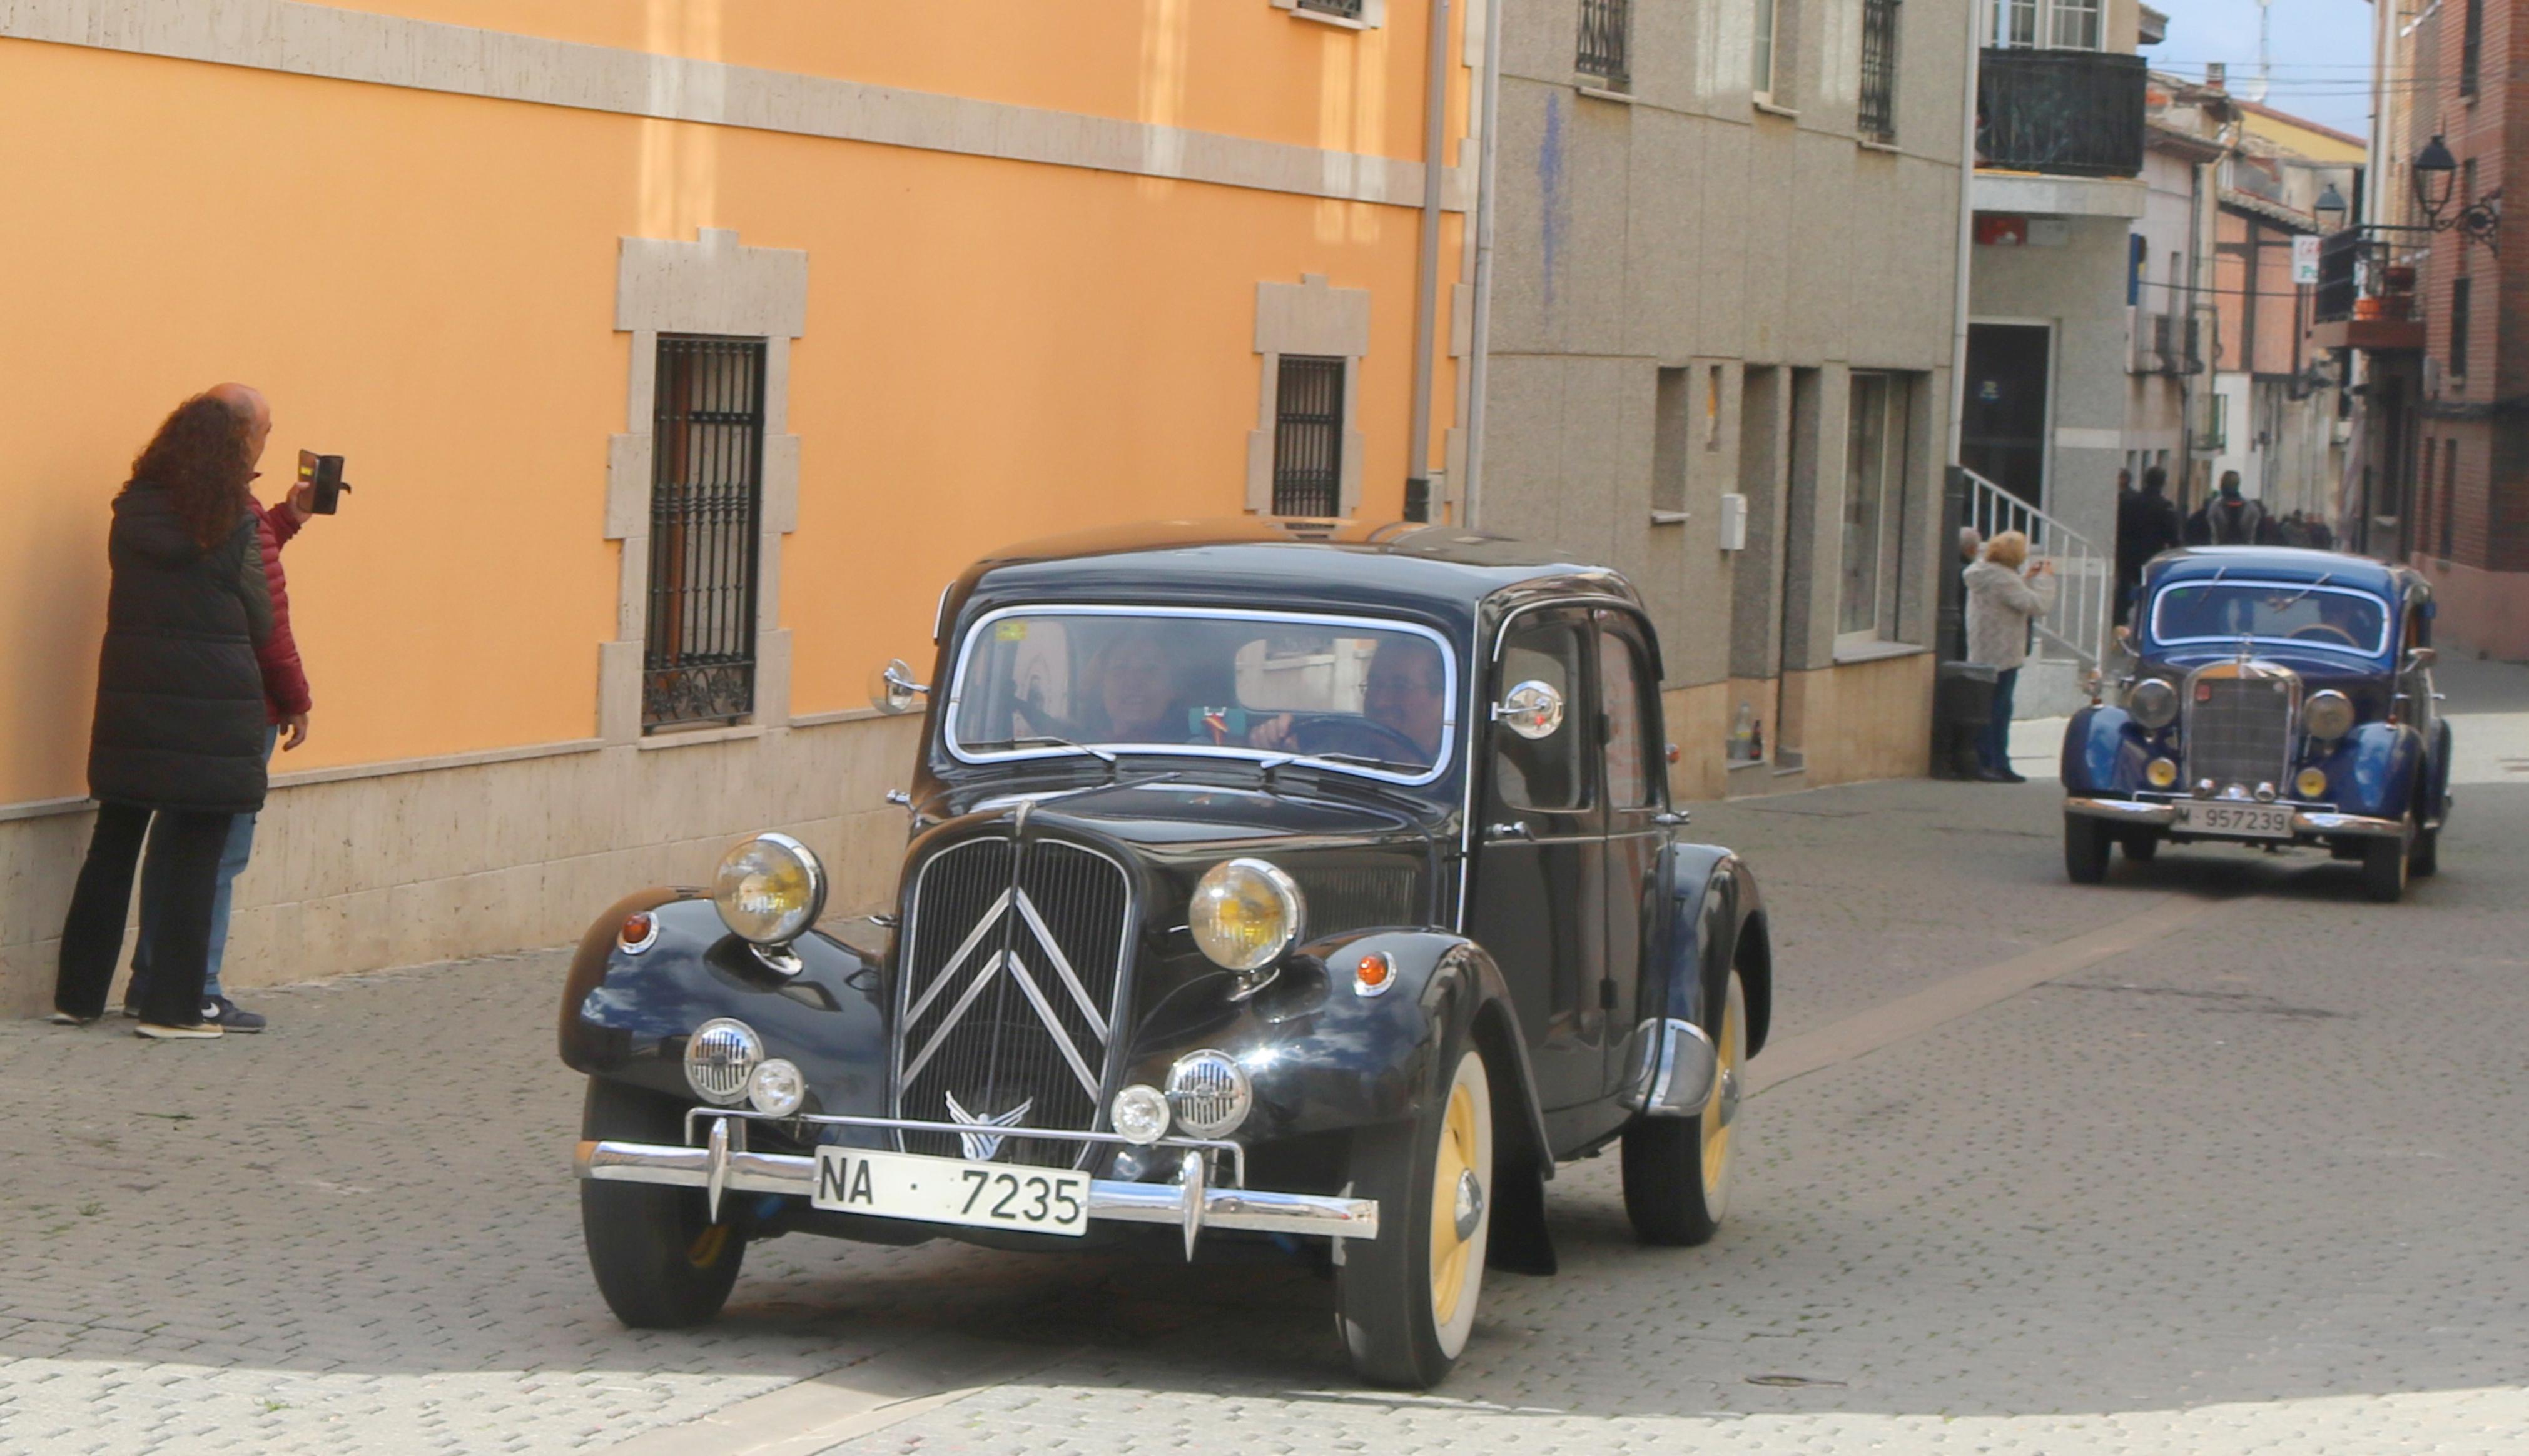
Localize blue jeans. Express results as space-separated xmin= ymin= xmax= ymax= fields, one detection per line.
xmin=1977 ymin=667 xmax=2020 ymax=774
xmin=135 ymin=724 xmax=276 ymax=1001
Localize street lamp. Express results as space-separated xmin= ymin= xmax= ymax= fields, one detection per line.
xmin=2410 ymin=134 xmax=2497 ymax=250
xmin=2314 ymin=182 xmax=2348 ymax=233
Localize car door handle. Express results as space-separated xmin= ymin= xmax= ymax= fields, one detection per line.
xmin=1652 ymin=810 xmax=1691 ymax=826
xmin=1486 ymin=821 xmax=1534 ymax=841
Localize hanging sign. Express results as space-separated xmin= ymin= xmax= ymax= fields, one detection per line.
xmin=2292 ymin=236 xmax=2321 ymax=285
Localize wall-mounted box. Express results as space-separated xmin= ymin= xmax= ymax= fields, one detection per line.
xmin=1718 ymin=492 xmax=1748 ymax=551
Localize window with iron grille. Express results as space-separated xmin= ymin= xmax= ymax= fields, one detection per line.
xmin=2451 ymin=276 xmax=2471 ymax=379
xmin=1272 ymin=355 xmax=1346 ymax=517
xmin=1577 ymin=0 xmax=1631 ymax=88
xmin=644 ymin=335 xmax=767 ymax=730
xmin=2462 ymin=0 xmax=2483 ymax=97
xmin=1858 ymin=0 xmax=1901 ymax=141
xmin=1296 ymin=0 xmax=1366 ymax=17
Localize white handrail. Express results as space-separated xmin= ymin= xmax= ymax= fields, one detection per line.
xmin=1960 ymin=467 xmax=2111 ymax=670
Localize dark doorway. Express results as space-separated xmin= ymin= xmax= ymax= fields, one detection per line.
xmin=1962 ymin=323 xmax=2051 ymax=510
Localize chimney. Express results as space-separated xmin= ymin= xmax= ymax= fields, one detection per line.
xmin=2206 ymin=62 xmax=2226 ymax=91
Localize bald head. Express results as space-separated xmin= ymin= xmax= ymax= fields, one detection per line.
xmin=207 ymin=383 xmax=271 ymax=468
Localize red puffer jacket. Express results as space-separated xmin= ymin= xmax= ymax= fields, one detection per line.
xmin=251 ymin=499 xmax=312 ymax=724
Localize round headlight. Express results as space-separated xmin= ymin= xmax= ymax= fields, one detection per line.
xmin=747 ymin=1058 xmax=806 ymax=1117
xmin=713 ymin=832 xmax=827 ymax=945
xmin=2304 ymin=689 xmax=2354 ymax=741
xmin=1167 ymin=1049 xmax=1254 ymax=1139
xmin=684 ymin=1018 xmax=762 ymax=1105
xmin=2127 ymin=677 xmax=2179 ymax=730
xmin=1189 ymin=858 xmax=1305 ymax=973
xmin=1110 ymin=1083 xmax=1172 ymax=1146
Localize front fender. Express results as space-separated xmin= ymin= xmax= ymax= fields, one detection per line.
xmin=1652 ymin=845 xmax=1770 ymax=1058
xmin=559 ymin=893 xmax=891 ymax=1123
xmin=2062 ymin=704 xmax=2152 ymax=796
xmin=1116 ymin=928 xmax=1553 ymax=1180
xmin=2329 ymin=720 xmax=2423 ymax=821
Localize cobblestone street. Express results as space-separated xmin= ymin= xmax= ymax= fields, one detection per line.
xmin=6 ymin=667 xmax=2526 ymax=1455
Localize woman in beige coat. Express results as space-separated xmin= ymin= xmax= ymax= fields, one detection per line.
xmin=1962 ymin=530 xmax=2059 ymax=782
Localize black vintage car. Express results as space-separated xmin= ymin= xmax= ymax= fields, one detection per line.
xmin=560 ymin=519 xmax=1772 ymax=1387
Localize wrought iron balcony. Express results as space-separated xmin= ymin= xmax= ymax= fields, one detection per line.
xmin=1976 ymin=48 xmax=2146 ymax=179
xmin=2310 ymin=225 xmax=2428 ymax=351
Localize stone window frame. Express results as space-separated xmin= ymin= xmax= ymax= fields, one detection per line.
xmin=602 ymin=228 xmax=808 ymax=745
xmin=1248 ymin=274 xmax=1371 ymax=516
xmin=1274 ymin=0 xmax=1387 ymax=31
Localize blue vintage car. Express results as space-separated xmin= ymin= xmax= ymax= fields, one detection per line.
xmin=2061 ymin=546 xmax=2451 ymax=902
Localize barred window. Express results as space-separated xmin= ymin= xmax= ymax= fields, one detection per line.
xmin=1272 ymin=355 xmax=1346 ymax=517
xmin=1858 ymin=0 xmax=1900 ymax=141
xmin=2451 ymin=276 xmax=2472 ymax=379
xmin=1578 ymin=0 xmax=1631 ymax=88
xmin=1296 ymin=0 xmax=1366 ymax=17
xmin=2462 ymin=0 xmax=2484 ymax=97
xmin=644 ymin=335 xmax=766 ymax=730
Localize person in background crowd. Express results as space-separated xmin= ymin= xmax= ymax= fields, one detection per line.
xmin=123 ymin=382 xmax=314 ymax=1032
xmin=2279 ymin=510 xmax=2312 ymax=549
xmin=1963 ymin=530 xmax=2058 ymax=784
xmin=2306 ymin=513 xmax=2335 ymax=550
xmin=2185 ymin=470 xmax=2279 ymax=545
xmin=53 ymin=390 xmax=275 ymax=1038
xmin=2115 ymin=465 xmax=2184 ymax=629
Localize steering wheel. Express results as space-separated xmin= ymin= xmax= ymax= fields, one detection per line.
xmin=1291 ymin=715 xmax=1430 ymax=769
xmin=2286 ymin=623 xmax=2364 ymax=648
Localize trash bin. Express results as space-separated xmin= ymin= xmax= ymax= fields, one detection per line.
xmin=1931 ymin=661 xmax=1998 ymax=780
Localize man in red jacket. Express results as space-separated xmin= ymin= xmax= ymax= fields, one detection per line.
xmin=126 ymin=383 xmax=316 ymax=1032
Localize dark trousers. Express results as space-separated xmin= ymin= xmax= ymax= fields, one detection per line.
xmin=1977 ymin=667 xmax=2021 ymax=774
xmin=55 ymin=802 xmax=234 ymax=1023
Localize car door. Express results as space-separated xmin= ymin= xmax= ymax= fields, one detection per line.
xmin=1465 ymin=607 xmax=1606 ymax=1111
xmin=1594 ymin=612 xmax=1668 ymax=1100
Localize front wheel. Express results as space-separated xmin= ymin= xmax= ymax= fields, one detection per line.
xmin=2064 ymin=813 xmax=2111 ymax=884
xmin=580 ymin=1078 xmax=747 ymax=1328
xmin=1621 ymin=966 xmax=1746 ymax=1246
xmin=2361 ymin=825 xmax=2411 ymax=903
xmin=2410 ymin=826 xmax=2441 ymax=878
xmin=1336 ymin=1039 xmax=1494 ymax=1388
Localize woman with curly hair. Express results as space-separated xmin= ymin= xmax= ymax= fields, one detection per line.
xmin=52 ymin=386 xmax=276 ymax=1038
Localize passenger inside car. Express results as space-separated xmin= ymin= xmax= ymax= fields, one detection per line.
xmin=1247 ymin=635 xmax=1447 ymax=767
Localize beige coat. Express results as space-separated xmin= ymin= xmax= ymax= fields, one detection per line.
xmin=1963 ymin=558 xmax=2059 ymax=671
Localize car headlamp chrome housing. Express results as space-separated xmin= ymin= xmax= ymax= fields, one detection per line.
xmin=1166 ymin=1049 xmax=1254 ymax=1138
xmin=2303 ymin=689 xmax=2355 ymax=741
xmin=712 ymin=832 xmax=827 ymax=946
xmin=1189 ymin=858 xmax=1305 ymax=973
xmin=684 ymin=1018 xmax=763 ymax=1105
xmin=2127 ymin=677 xmax=2179 ymax=731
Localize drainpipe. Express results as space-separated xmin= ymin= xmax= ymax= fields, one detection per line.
xmin=1462 ymin=0 xmax=1504 ymax=528
xmin=1404 ymin=0 xmax=1452 ymax=523
xmin=1945 ymin=0 xmax=1982 ymax=470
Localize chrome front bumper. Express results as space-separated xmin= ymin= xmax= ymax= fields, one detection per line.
xmin=574 ymin=1109 xmax=1379 ymax=1255
xmin=2065 ymin=797 xmax=2407 ymax=839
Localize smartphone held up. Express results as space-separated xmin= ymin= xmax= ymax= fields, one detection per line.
xmin=295 ymin=449 xmax=353 ymax=515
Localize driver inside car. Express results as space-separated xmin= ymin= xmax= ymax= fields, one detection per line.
xmin=1247 ymin=636 xmax=1447 ymax=768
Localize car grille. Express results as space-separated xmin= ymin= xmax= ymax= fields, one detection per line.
xmin=2186 ymin=674 xmax=2293 ymax=791
xmin=894 ymin=834 xmax=1133 ymax=1169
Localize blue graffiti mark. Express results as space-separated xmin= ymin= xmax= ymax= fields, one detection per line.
xmin=1539 ymin=93 xmax=1565 ymax=313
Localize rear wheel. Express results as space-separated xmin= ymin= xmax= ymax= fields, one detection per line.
xmin=580 ymin=1078 xmax=746 ymax=1328
xmin=2361 ymin=822 xmax=2411 ymax=904
xmin=2410 ymin=826 xmax=2441 ymax=877
xmin=2064 ymin=814 xmax=2111 ymax=884
xmin=1337 ymin=1038 xmax=1494 ymax=1388
xmin=1621 ymin=966 xmax=1746 ymax=1247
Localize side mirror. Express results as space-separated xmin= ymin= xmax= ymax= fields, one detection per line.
xmin=2405 ymin=646 xmax=2437 ymax=672
xmin=869 ymin=659 xmax=930 ymax=715
xmin=1491 ymin=680 xmax=1565 ymax=740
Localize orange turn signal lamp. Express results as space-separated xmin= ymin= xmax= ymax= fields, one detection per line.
xmin=1352 ymin=950 xmax=1396 ymax=998
xmin=619 ymin=911 xmax=659 ymax=953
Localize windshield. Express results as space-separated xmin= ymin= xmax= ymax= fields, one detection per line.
xmin=2149 ymin=580 xmax=2391 ymax=657
xmin=946 ymin=607 xmax=1459 ymax=784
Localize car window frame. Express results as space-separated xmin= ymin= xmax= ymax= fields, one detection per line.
xmin=940 ymin=603 xmax=1461 ymax=787
xmin=2146 ymin=579 xmax=2395 ymax=659
xmin=1593 ymin=610 xmax=1665 ymax=814
xmin=1482 ymin=605 xmax=1601 ymax=822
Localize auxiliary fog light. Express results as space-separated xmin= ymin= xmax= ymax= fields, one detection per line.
xmin=684 ymin=1018 xmax=763 ymax=1105
xmin=1111 ymin=1084 xmax=1172 ymax=1146
xmin=2146 ymin=758 xmax=2179 ymax=789
xmin=747 ymin=1058 xmax=807 ymax=1117
xmin=1166 ymin=1049 xmax=1254 ymax=1139
xmin=2296 ymin=767 xmax=2328 ymax=800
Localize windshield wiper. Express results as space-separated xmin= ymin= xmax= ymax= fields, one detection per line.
xmin=2271 ymin=572 xmax=2334 ymax=610
xmin=1308 ymin=751 xmax=1421 ymax=772
xmin=1010 ymin=733 xmax=1119 ymax=767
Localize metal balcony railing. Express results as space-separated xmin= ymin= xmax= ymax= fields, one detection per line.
xmin=1961 ymin=467 xmax=2111 ymax=670
xmin=2314 ymin=226 xmax=2425 ymax=325
xmin=1975 ymin=47 xmax=2146 ymax=179
xmin=1577 ymin=0 xmax=1630 ymax=88
xmin=2128 ymin=311 xmax=2204 ymax=375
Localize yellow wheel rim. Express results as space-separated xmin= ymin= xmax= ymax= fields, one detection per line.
xmin=686 ymin=1223 xmax=729 ymax=1268
xmin=1701 ymin=979 xmax=1741 ymax=1196
xmin=1429 ymin=1080 xmax=1479 ymax=1327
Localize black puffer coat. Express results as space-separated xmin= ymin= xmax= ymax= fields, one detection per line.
xmin=86 ymin=485 xmax=273 ymax=813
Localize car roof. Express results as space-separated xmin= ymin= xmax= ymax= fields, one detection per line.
xmin=956 ymin=518 xmax=1645 ymax=624
xmin=2146 ymin=546 xmax=2415 ymax=597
